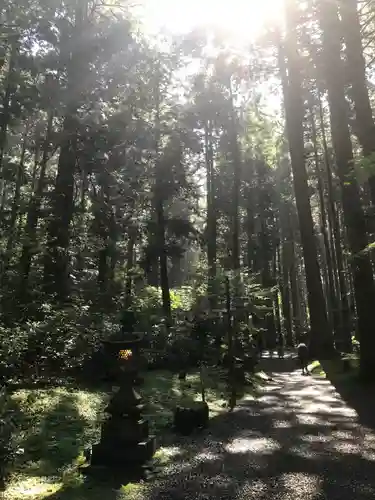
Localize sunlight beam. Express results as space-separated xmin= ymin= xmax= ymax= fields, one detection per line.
xmin=140 ymin=0 xmax=284 ymax=44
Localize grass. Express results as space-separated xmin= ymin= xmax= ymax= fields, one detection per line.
xmin=320 ymin=353 xmax=360 ymax=383
xmin=5 ymin=385 xmax=108 ymax=500
xmin=4 ymin=367 xmax=258 ymax=500
xmin=307 ymin=360 xmax=326 ymax=377
xmin=309 ymin=353 xmax=360 ymax=382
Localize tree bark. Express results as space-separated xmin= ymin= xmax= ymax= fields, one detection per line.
xmin=205 ymin=120 xmax=217 ymax=308
xmin=1 ymin=127 xmax=28 ymax=281
xmin=278 ymin=9 xmax=333 ymax=356
xmin=125 ymin=227 xmax=137 ymax=309
xmin=318 ymin=0 xmax=375 ymax=379
xmin=229 ymin=81 xmax=241 ymax=272
xmin=0 ymin=38 xmax=18 ymax=183
xmin=280 ymin=235 xmax=293 ymax=346
xmin=154 ymin=69 xmax=171 ymax=324
xmin=288 ymin=225 xmax=302 ymax=342
xmin=245 ymin=186 xmax=256 ymax=273
xmin=317 ymin=94 xmax=352 ymax=351
xmin=273 ymin=248 xmax=282 ymax=343
xmin=309 ymin=104 xmax=339 ymax=340
xmin=43 ymin=5 xmax=86 ymax=300
xmin=19 ymin=110 xmax=53 ymax=296
xmin=340 ymin=0 xmax=375 ymax=204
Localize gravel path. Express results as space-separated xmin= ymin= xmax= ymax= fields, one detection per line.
xmin=147 ymin=355 xmax=375 ymax=500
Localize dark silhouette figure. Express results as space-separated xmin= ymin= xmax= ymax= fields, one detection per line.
xmin=277 ymin=334 xmax=285 ymax=359
xmin=297 ymin=342 xmax=309 ymax=375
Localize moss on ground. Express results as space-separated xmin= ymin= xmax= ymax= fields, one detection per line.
xmin=320 ymin=354 xmax=360 ymax=383
xmin=5 ymin=368 xmax=258 ymax=500
xmin=311 ymin=353 xmax=360 ymax=383
xmin=308 ymin=360 xmax=326 ymax=377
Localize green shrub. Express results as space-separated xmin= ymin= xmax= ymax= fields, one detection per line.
xmin=352 ymin=335 xmax=360 ymax=353
xmin=0 ymin=301 xmax=119 ymax=381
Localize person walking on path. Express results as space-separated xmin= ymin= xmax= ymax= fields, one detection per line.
xmin=297 ymin=342 xmax=309 ymax=375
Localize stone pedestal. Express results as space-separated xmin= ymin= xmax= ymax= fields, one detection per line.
xmin=85 ymin=333 xmax=156 ymax=480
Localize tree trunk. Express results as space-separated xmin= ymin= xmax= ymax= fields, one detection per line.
xmin=273 ymin=248 xmax=282 ymax=343
xmin=278 ymin=11 xmax=333 ymax=356
xmin=156 ymin=198 xmax=171 ymax=323
xmin=0 ymin=38 xmax=18 ymax=194
xmin=318 ymin=93 xmax=352 ymax=352
xmin=245 ymin=186 xmax=255 ymax=272
xmin=43 ymin=113 xmax=78 ymax=300
xmin=19 ymin=110 xmax=53 ymax=296
xmin=96 ymin=187 xmax=110 ymax=293
xmin=280 ymin=235 xmax=293 ymax=346
xmin=1 ymin=127 xmax=28 ymax=281
xmin=288 ymin=231 xmax=302 ymax=342
xmin=205 ymin=120 xmax=217 ymax=308
xmin=108 ymin=209 xmax=118 ymax=283
xmin=340 ymin=0 xmax=375 ymax=204
xmin=318 ymin=0 xmax=375 ymax=380
xmin=229 ymin=82 xmax=241 ymax=272
xmin=154 ymin=71 xmax=171 ymax=324
xmin=257 ymin=160 xmax=277 ymax=350
xmin=43 ymin=5 xmax=86 ymax=300
xmin=75 ymin=170 xmax=88 ymax=274
xmin=124 ymin=227 xmax=137 ymax=309
xmin=309 ymin=103 xmax=339 ymax=340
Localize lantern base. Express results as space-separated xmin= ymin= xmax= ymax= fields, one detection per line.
xmin=90 ymin=435 xmax=156 ymax=467
xmin=81 ymin=460 xmax=155 ymax=484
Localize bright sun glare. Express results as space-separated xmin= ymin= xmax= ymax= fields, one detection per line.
xmin=142 ymin=0 xmax=284 ymax=44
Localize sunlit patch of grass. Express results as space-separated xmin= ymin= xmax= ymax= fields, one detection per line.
xmin=320 ymin=354 xmax=360 ymax=384
xmin=5 ymin=474 xmax=62 ymax=499
xmin=4 ymin=386 xmax=109 ymax=499
xmin=7 ymin=468 xmax=148 ymax=500
xmin=308 ymin=360 xmax=326 ymax=377
xmin=153 ymin=446 xmax=183 ymax=466
xmin=120 ymin=482 xmax=147 ymax=500
xmin=5 ymin=368 xmax=260 ymax=499
xmin=10 ymin=387 xmax=108 ymax=476
xmin=6 ymin=476 xmax=147 ymax=500
xmin=142 ymin=367 xmax=257 ymax=426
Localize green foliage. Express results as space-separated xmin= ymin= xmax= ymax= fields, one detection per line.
xmin=0 ymin=302 xmax=119 ymax=381
xmin=11 ymin=387 xmax=106 ymax=474
xmin=134 ymin=286 xmax=195 ymax=315
xmin=4 ymin=385 xmax=107 ymax=499
xmin=352 ymin=336 xmax=360 ymax=354
xmin=307 ymin=360 xmax=326 ymax=377
xmin=211 ymin=266 xmax=272 ymax=317
xmin=133 ymin=286 xmax=163 ymax=314
xmin=0 ymin=387 xmax=20 ymax=489
xmin=361 ymin=241 xmax=375 ymax=255
xmin=354 ymin=152 xmax=375 ymax=184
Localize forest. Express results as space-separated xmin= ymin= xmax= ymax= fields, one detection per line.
xmin=1 ymin=0 xmax=375 ymax=497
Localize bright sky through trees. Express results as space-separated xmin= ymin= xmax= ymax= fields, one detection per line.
xmin=140 ymin=0 xmax=284 ymax=44
xmin=135 ymin=0 xmax=284 ymax=113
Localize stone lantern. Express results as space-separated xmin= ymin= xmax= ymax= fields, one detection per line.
xmin=87 ymin=330 xmax=156 ymax=479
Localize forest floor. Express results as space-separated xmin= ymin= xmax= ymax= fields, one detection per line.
xmin=4 ymin=367 xmax=258 ymax=500
xmin=6 ymin=355 xmax=375 ymax=500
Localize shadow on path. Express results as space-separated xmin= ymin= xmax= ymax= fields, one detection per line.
xmin=321 ymin=358 xmax=375 ymax=432
xmin=140 ymin=355 xmax=375 ymax=499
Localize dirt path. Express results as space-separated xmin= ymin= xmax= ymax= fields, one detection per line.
xmin=146 ymin=355 xmax=375 ymax=499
